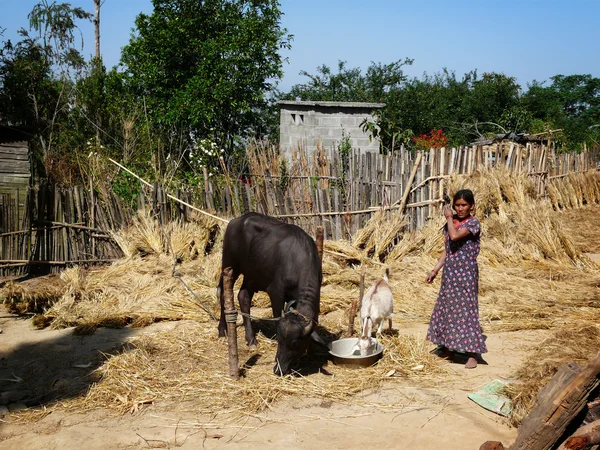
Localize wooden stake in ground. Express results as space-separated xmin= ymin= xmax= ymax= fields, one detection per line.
xmin=509 ymin=351 xmax=600 ymax=450
xmin=315 ymin=226 xmax=324 ymax=263
xmin=347 ymin=265 xmax=366 ymax=336
xmin=222 ymin=267 xmax=239 ymax=380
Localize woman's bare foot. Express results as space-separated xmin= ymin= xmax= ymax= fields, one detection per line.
xmin=465 ymin=356 xmax=478 ymax=369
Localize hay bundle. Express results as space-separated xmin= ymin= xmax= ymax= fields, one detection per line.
xmin=387 ymin=220 xmax=444 ymax=262
xmin=548 ymin=171 xmax=600 ymax=210
xmin=0 ymin=276 xmax=65 ymax=314
xmin=111 ymin=212 xmax=223 ymax=261
xmin=324 ymin=239 xmax=367 ymax=266
xmin=504 ymin=324 xmax=600 ymax=427
xmin=353 ymin=209 xmax=408 ymax=261
xmin=447 ymin=168 xmax=537 ymax=215
xmin=41 ymin=256 xmax=218 ymax=332
xmin=67 ymin=321 xmax=446 ymax=416
xmin=37 ymin=215 xmax=225 ymax=331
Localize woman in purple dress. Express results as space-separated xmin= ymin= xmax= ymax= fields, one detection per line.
xmin=425 ymin=189 xmax=487 ymax=369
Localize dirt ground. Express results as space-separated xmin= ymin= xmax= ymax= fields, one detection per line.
xmin=0 ymin=311 xmax=544 ymax=450
xmin=0 ymin=205 xmax=599 ymax=450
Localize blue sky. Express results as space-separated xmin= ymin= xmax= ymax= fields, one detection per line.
xmin=1 ymin=0 xmax=599 ymax=91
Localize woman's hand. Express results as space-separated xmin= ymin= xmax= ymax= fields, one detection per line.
xmin=426 ymin=269 xmax=438 ymax=284
xmin=443 ymin=205 xmax=453 ymax=220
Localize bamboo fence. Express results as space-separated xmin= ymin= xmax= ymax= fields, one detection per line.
xmin=0 ymin=141 xmax=597 ymax=275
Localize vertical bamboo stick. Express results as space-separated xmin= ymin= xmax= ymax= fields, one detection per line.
xmin=347 ymin=265 xmax=366 ymax=337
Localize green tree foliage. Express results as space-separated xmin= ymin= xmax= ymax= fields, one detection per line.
xmin=522 ymin=75 xmax=600 ymax=149
xmin=120 ymin=0 xmax=292 ymax=156
xmin=279 ymin=59 xmax=413 ymax=152
xmin=0 ymin=1 xmax=93 ymax=184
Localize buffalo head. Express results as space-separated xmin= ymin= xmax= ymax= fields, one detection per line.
xmin=273 ymin=306 xmax=324 ymax=376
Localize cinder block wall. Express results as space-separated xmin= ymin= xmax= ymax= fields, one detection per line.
xmin=279 ymin=101 xmax=384 ymax=158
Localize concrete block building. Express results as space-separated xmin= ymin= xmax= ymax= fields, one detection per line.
xmin=278 ymin=101 xmax=385 ymax=157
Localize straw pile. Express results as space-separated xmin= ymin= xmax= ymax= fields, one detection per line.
xmin=503 ymin=324 xmax=600 ymax=427
xmin=64 ymin=320 xmax=445 ymax=416
xmin=8 ymin=165 xmax=600 ymax=422
xmin=0 ymin=275 xmax=65 ymax=314
xmin=548 ymin=171 xmax=600 ymax=210
xmin=353 ymin=209 xmax=409 ymax=261
xmin=36 ymin=213 xmax=225 ymax=332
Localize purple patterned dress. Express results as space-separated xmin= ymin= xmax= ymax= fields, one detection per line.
xmin=426 ymin=215 xmax=487 ymax=354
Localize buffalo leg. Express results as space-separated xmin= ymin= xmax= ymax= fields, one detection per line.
xmin=267 ymin=286 xmax=285 ymax=319
xmin=238 ymin=288 xmax=257 ymax=347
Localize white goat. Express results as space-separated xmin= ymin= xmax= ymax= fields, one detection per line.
xmin=360 ymin=268 xmax=394 ymax=338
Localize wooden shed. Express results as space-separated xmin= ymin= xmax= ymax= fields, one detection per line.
xmin=0 ymin=126 xmax=31 ymax=215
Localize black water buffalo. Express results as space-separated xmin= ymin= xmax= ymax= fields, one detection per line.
xmin=217 ymin=212 xmax=323 ymax=375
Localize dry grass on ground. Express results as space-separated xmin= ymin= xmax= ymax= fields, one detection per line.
xmin=3 ymin=167 xmax=600 ymax=422
xmin=57 ymin=321 xmax=444 ymax=416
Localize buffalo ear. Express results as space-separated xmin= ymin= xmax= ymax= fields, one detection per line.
xmin=310 ymin=330 xmax=327 ymax=346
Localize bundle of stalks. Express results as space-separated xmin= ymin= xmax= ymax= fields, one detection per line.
xmin=477 ymin=262 xmax=600 ymax=332
xmin=64 ymin=320 xmax=446 ymax=416
xmin=386 ymin=220 xmax=444 ymax=262
xmin=481 ymin=203 xmax=588 ymax=267
xmin=548 ymin=171 xmax=600 ymax=210
xmin=353 ymin=209 xmax=409 ymax=260
xmin=111 ymin=211 xmax=223 ymax=261
xmin=37 ymin=214 xmax=225 ymax=331
xmin=503 ymin=325 xmax=600 ymax=427
xmin=0 ymin=276 xmax=65 ymax=314
xmin=323 ymin=239 xmax=367 ymax=266
xmin=41 ymin=256 xmax=217 ymax=332
xmin=447 ymin=168 xmax=537 ymax=215
xmin=246 ymin=142 xmax=283 ymax=178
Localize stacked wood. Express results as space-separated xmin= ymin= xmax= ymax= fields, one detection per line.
xmin=480 ymin=352 xmax=600 ymax=450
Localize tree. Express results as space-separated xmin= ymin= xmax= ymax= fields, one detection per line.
xmin=522 ymin=75 xmax=600 ymax=149
xmin=0 ymin=1 xmax=93 ymax=183
xmin=120 ymin=0 xmax=292 ymax=162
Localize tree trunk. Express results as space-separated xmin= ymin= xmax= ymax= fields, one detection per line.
xmin=94 ymin=0 xmax=101 ymax=59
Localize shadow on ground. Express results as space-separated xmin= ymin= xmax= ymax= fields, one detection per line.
xmin=0 ymin=315 xmax=135 ymax=421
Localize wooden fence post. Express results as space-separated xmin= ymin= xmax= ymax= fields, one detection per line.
xmin=395 ymin=151 xmax=423 ymax=213
xmin=347 ymin=265 xmax=366 ymax=337
xmin=315 ymin=225 xmax=324 ymax=263
xmin=222 ymin=266 xmax=239 ymax=380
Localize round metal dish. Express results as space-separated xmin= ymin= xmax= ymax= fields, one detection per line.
xmin=328 ymin=337 xmax=384 ymax=368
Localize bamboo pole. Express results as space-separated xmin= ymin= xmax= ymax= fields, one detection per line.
xmin=108 ymin=158 xmax=228 ymax=223
xmin=315 ymin=225 xmax=324 ymax=263
xmin=393 ymin=151 xmax=423 ymax=212
xmin=347 ymin=265 xmax=366 ymax=337
xmin=221 ymin=266 xmax=239 ymax=379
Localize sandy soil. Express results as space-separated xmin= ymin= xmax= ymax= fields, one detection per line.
xmin=0 ymin=307 xmax=548 ymax=450
xmin=1 ymin=204 xmax=598 ymax=450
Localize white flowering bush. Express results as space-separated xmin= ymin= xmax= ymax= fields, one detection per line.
xmin=188 ymin=138 xmax=225 ymax=177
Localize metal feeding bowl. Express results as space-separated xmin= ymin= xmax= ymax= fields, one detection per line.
xmin=328 ymin=337 xmax=384 ymax=368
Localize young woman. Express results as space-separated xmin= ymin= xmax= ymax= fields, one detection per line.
xmin=425 ymin=189 xmax=487 ymax=369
